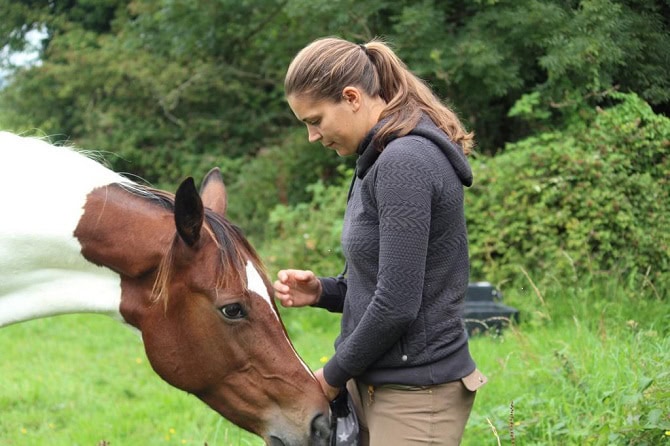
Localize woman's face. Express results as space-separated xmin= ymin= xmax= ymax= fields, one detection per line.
xmin=287 ymin=89 xmax=368 ymax=157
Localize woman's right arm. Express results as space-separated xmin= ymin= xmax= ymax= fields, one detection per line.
xmin=316 ymin=275 xmax=347 ymax=313
xmin=274 ymin=270 xmax=347 ymax=312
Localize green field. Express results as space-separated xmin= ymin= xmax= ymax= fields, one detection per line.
xmin=1 ymin=278 xmax=668 ymax=445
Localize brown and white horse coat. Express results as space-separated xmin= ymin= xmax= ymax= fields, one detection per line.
xmin=0 ymin=132 xmax=331 ymax=445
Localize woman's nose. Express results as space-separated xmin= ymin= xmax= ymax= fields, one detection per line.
xmin=307 ymin=126 xmax=321 ymax=143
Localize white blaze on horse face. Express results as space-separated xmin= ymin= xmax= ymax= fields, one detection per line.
xmin=0 ymin=132 xmax=126 ymax=327
xmin=245 ymin=260 xmax=278 ymax=319
xmin=244 ymin=260 xmax=315 ymax=378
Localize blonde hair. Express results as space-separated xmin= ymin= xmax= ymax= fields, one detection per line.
xmin=285 ymin=37 xmax=474 ymax=154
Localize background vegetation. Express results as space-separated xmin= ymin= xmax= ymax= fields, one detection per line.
xmin=1 ymin=0 xmax=669 ymax=444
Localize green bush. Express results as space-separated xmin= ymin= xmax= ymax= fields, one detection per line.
xmin=262 ymin=165 xmax=351 ymax=276
xmin=224 ymin=129 xmax=345 ymax=243
xmin=467 ymin=93 xmax=669 ymax=297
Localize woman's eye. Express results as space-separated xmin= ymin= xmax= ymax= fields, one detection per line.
xmin=221 ymin=303 xmax=246 ymax=320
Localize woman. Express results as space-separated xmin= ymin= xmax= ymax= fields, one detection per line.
xmin=274 ymin=37 xmax=486 ymax=445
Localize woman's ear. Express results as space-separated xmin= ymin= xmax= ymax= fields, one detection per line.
xmin=342 ymin=86 xmax=361 ymax=111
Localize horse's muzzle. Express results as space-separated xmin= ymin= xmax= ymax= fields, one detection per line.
xmin=268 ymin=412 xmax=331 ymax=446
xmin=311 ymin=412 xmax=331 ymax=445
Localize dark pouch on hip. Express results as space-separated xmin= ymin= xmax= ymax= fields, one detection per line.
xmin=330 ymin=389 xmax=360 ymax=446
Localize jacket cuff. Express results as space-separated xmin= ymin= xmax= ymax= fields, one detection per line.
xmin=312 ymin=277 xmax=346 ymax=313
xmin=323 ymin=356 xmax=351 ymax=389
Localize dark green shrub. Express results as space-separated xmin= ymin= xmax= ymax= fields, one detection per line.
xmin=261 ymin=165 xmax=351 ymax=276
xmin=225 ymin=129 xmax=345 ymax=243
xmin=466 ymin=93 xmax=669 ymax=297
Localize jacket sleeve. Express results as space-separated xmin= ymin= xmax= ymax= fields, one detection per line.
xmin=312 ymin=275 xmax=347 ymax=313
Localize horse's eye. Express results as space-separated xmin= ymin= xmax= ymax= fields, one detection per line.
xmin=220 ymin=303 xmax=246 ymax=320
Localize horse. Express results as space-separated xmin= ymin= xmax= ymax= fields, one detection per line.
xmin=0 ymin=131 xmax=331 ymax=446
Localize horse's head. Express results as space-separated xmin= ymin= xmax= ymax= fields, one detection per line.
xmin=75 ymin=169 xmax=331 ymax=445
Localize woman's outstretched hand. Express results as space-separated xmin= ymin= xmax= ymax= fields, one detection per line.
xmin=273 ymin=269 xmax=322 ymax=307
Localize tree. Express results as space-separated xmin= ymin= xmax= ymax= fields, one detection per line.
xmin=388 ymin=0 xmax=670 ymax=151
xmin=1 ymin=0 xmax=668 ymax=189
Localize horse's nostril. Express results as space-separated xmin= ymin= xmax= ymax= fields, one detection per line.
xmin=268 ymin=435 xmax=286 ymax=446
xmin=310 ymin=413 xmax=332 ymax=444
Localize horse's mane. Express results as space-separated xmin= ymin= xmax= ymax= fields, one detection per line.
xmin=115 ymin=183 xmax=266 ymax=306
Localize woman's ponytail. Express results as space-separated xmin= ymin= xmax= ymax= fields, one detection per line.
xmin=285 ymin=37 xmax=473 ymax=154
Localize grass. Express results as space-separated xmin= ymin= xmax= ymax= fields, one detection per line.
xmin=463 ymin=277 xmax=670 ymax=445
xmin=1 ymin=275 xmax=668 ymax=445
xmin=0 ymin=314 xmax=255 ymax=446
xmin=464 ymin=320 xmax=669 ymax=445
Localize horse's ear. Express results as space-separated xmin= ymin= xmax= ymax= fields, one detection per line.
xmin=200 ymin=167 xmax=227 ymax=217
xmin=174 ymin=177 xmax=204 ymax=247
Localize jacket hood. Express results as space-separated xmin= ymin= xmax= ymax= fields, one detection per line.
xmin=356 ymin=114 xmax=473 ymax=187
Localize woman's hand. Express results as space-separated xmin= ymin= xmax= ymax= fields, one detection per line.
xmin=314 ymin=368 xmax=341 ymax=401
xmin=273 ymin=269 xmax=322 ymax=307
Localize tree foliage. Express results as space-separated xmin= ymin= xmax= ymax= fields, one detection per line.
xmin=391 ymin=0 xmax=670 ymax=149
xmin=2 ymin=1 xmax=668 ymax=173
xmin=0 ymin=0 xmax=668 ymax=278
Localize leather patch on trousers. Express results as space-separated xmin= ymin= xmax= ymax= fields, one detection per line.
xmin=461 ymin=368 xmax=488 ymax=391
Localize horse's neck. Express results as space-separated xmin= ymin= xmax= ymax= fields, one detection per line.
xmin=75 ymin=183 xmax=176 ymax=278
xmin=0 ymin=132 xmax=128 ymax=327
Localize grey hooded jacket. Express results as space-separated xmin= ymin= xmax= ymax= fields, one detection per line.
xmin=317 ymin=114 xmax=476 ymax=388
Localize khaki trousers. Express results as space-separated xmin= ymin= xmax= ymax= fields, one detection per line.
xmin=347 ymin=376 xmax=478 ymax=446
